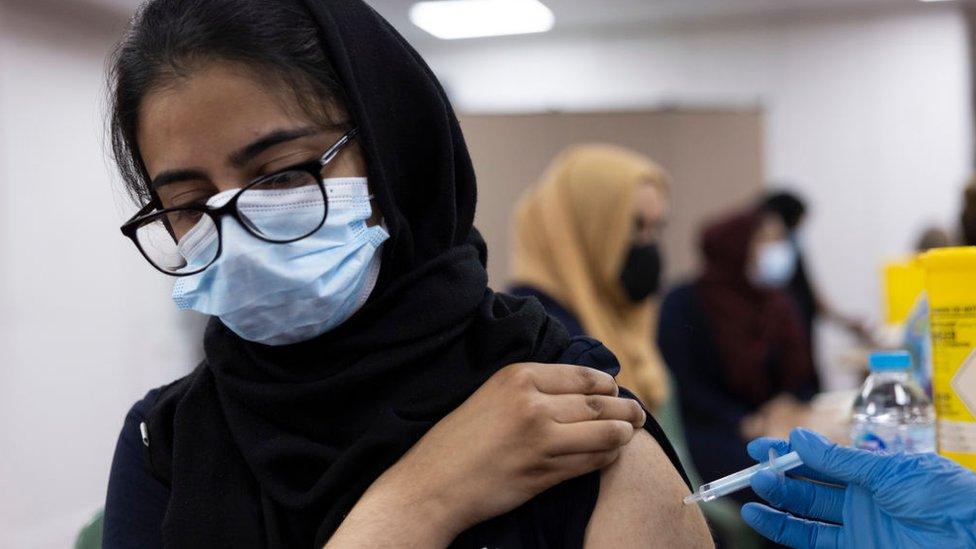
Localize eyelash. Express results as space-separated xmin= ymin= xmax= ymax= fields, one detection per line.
xmin=160 ymin=151 xmax=320 ymax=207
xmin=167 ymin=191 xmax=211 ymax=208
xmin=257 ymin=152 xmax=315 ymax=177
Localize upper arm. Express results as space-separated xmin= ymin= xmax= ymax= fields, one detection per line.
xmin=583 ymin=430 xmax=713 ymax=548
xmin=103 ymin=395 xmax=168 ymax=549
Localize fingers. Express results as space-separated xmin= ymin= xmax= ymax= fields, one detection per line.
xmin=546 ymin=420 xmax=636 ymax=456
xmin=747 ymin=437 xmax=792 ymax=461
xmin=750 ymin=470 xmax=845 ymax=524
xmin=789 ymin=429 xmax=892 ymax=491
xmin=509 ymin=363 xmax=618 ymax=397
xmin=747 ymin=437 xmax=837 ymax=485
xmin=741 ymin=503 xmax=841 ymax=549
xmin=546 ymin=449 xmax=622 ymax=484
xmin=548 ymin=394 xmax=646 ymax=428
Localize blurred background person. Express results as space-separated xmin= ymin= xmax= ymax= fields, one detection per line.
xmin=915 ymin=226 xmax=952 ymax=252
xmin=760 ymin=190 xmax=870 ymax=391
xmin=658 ymin=208 xmax=817 ymax=499
xmin=962 ymin=179 xmax=976 ymax=246
xmin=510 ymin=144 xmax=671 ymax=410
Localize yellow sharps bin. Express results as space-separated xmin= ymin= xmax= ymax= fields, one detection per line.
xmin=919 ymin=247 xmax=976 ymax=471
xmin=882 ymin=259 xmax=925 ymax=324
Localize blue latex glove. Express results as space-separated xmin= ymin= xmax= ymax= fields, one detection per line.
xmin=740 ymin=428 xmax=976 ymax=549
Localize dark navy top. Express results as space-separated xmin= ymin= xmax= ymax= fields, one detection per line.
xmin=657 ymin=283 xmax=817 ymax=497
xmin=104 ymin=388 xmax=167 ymax=549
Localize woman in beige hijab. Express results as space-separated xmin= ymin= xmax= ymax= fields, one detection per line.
xmin=510 ymin=144 xmax=671 ymax=409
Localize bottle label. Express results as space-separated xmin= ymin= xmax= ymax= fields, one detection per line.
xmin=851 ymin=422 xmax=935 ymax=454
xmin=937 ymin=418 xmax=976 ymax=454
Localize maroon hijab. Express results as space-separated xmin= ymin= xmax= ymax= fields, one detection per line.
xmin=695 ymin=210 xmax=813 ymax=405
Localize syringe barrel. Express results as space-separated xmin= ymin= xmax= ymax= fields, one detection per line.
xmin=691 ymin=451 xmax=803 ymax=502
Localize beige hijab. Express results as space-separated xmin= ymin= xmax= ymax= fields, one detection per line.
xmin=510 ymin=144 xmax=670 ymax=408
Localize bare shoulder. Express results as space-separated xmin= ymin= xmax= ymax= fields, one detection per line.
xmin=584 ymin=430 xmax=713 ymax=548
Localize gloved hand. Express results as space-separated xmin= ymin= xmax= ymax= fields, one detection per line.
xmin=741 ymin=428 xmax=976 ymax=549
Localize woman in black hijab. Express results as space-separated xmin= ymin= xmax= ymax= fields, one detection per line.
xmin=102 ymin=1 xmax=709 ymax=547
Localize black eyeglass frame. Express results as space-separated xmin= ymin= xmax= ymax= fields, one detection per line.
xmin=121 ymin=127 xmax=359 ymax=277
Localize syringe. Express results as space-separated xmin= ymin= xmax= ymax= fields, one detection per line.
xmin=683 ymin=450 xmax=803 ymax=505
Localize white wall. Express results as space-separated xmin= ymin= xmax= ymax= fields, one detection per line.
xmin=0 ymin=1 xmax=201 ymax=546
xmin=0 ymin=1 xmax=971 ymax=546
xmin=416 ymin=5 xmax=974 ymax=390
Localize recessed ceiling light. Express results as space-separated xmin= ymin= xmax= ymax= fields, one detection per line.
xmin=409 ymin=0 xmax=555 ymax=40
xmin=918 ymin=0 xmax=956 ymax=3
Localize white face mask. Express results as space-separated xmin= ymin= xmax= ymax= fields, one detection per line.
xmin=171 ymin=177 xmax=389 ymax=346
xmin=749 ymin=240 xmax=797 ymax=288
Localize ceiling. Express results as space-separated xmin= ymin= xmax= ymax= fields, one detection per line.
xmin=370 ymin=0 xmax=915 ymax=41
xmin=88 ymin=0 xmax=931 ymax=44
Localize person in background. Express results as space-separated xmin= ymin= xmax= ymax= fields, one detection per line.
xmin=658 ymin=208 xmax=817 ymax=498
xmin=915 ymin=226 xmax=952 ymax=252
xmin=509 ymin=145 xmax=671 ymax=410
xmin=962 ymin=179 xmax=976 ymax=245
xmin=761 ymin=191 xmax=869 ymax=386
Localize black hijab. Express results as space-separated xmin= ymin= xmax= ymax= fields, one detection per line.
xmin=146 ymin=0 xmax=571 ymax=546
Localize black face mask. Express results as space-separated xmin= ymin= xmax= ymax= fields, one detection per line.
xmin=619 ymin=243 xmax=663 ymax=302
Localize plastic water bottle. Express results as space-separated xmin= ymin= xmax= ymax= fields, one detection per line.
xmin=851 ymin=351 xmax=936 ymax=453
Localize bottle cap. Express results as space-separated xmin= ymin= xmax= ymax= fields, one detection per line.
xmin=868 ymin=351 xmax=912 ymax=371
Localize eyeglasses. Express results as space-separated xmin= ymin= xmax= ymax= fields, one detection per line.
xmin=121 ymin=127 xmax=359 ymax=276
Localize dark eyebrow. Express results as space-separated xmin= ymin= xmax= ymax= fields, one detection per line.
xmin=150 ymin=126 xmax=333 ymax=191
xmin=229 ymin=126 xmax=321 ymax=168
xmin=151 ymin=169 xmax=209 ymax=191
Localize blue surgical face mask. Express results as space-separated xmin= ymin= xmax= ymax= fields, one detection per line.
xmin=749 ymin=240 xmax=797 ymax=289
xmin=172 ymin=177 xmax=389 ymax=345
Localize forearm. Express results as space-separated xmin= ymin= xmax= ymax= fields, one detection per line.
xmin=325 ymin=474 xmax=460 ymax=548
